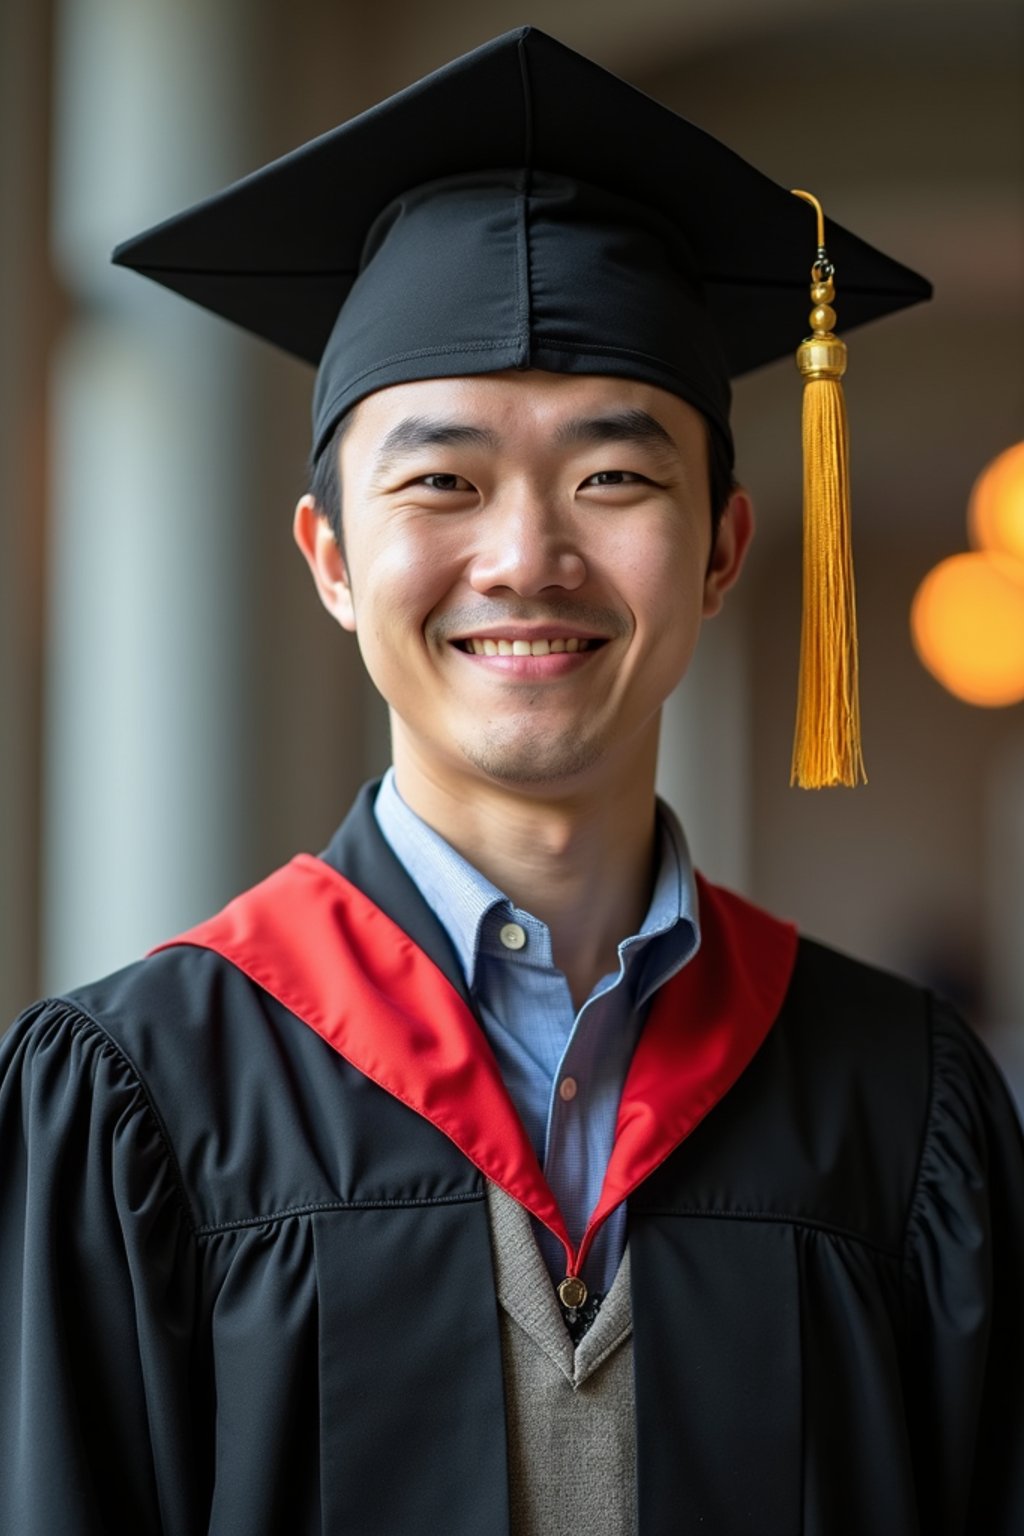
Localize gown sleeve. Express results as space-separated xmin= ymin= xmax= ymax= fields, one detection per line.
xmin=0 ymin=999 xmax=206 ymax=1536
xmin=902 ymin=996 xmax=1024 ymax=1535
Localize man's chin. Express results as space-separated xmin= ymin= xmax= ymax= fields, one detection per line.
xmin=458 ymin=731 xmax=602 ymax=787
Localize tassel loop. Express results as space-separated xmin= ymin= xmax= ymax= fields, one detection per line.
xmin=789 ymin=191 xmax=866 ymax=788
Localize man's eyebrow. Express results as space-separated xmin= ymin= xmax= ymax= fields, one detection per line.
xmin=554 ymin=409 xmax=679 ymax=453
xmin=371 ymin=417 xmax=500 ymax=478
xmin=369 ymin=407 xmax=680 ymax=482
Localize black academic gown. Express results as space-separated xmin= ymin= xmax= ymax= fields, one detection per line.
xmin=1 ymin=784 xmax=1022 ymax=1536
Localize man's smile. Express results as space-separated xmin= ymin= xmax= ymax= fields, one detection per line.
xmin=434 ymin=601 xmax=625 ymax=668
xmin=449 ymin=632 xmax=608 ymax=679
xmin=453 ymin=636 xmax=604 ymax=656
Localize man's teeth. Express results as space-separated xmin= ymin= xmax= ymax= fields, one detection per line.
xmin=464 ymin=637 xmax=592 ymax=656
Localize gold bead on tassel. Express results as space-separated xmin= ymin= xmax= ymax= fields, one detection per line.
xmin=789 ymin=189 xmax=866 ymax=788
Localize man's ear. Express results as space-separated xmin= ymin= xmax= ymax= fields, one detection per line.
xmin=292 ymin=495 xmax=357 ymax=632
xmin=703 ymin=487 xmax=755 ymax=618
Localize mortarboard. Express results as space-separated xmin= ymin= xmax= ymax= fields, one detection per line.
xmin=112 ymin=26 xmax=931 ymax=786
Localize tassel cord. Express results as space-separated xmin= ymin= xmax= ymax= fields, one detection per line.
xmin=791 ymin=373 xmax=866 ymax=788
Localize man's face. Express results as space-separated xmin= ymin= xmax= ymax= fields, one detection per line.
xmin=300 ymin=369 xmax=750 ymax=799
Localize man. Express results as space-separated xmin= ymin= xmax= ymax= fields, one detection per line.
xmin=2 ymin=27 xmax=1022 ymax=1536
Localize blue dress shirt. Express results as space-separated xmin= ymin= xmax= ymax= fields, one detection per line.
xmin=374 ymin=770 xmax=700 ymax=1295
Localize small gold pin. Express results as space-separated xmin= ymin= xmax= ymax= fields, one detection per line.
xmin=557 ymin=1275 xmax=587 ymax=1310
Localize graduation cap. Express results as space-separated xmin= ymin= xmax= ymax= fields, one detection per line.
xmin=112 ymin=26 xmax=931 ymax=787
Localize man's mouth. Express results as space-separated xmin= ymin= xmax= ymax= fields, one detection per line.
xmin=454 ymin=637 xmax=602 ymax=657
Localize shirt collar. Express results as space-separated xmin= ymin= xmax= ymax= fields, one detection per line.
xmin=373 ymin=767 xmax=700 ymax=996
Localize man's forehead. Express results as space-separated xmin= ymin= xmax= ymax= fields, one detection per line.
xmin=348 ymin=370 xmax=704 ymax=444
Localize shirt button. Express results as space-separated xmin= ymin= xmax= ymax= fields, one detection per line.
xmin=499 ymin=921 xmax=527 ymax=951
xmin=559 ymin=1076 xmax=578 ymax=1101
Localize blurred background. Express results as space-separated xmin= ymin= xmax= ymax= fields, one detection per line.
xmin=2 ymin=0 xmax=1022 ymax=1101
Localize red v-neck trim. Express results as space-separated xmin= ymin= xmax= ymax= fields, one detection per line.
xmin=150 ymin=858 xmax=797 ymax=1277
xmin=151 ymin=857 xmax=569 ymax=1252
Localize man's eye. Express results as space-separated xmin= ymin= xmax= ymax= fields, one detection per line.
xmin=419 ymin=473 xmax=473 ymax=492
xmin=583 ymin=470 xmax=648 ymax=487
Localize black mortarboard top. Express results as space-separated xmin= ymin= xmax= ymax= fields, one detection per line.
xmin=112 ymin=26 xmax=929 ymax=462
xmin=112 ymin=27 xmax=932 ymax=787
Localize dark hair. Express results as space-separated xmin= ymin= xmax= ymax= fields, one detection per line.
xmin=308 ymin=411 xmax=352 ymax=551
xmin=706 ymin=425 xmax=737 ymax=551
xmin=307 ymin=405 xmax=736 ymax=554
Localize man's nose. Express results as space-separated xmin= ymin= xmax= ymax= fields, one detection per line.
xmin=466 ymin=496 xmax=587 ymax=596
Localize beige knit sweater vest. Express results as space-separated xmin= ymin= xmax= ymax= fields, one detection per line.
xmin=486 ymin=1182 xmax=638 ymax=1536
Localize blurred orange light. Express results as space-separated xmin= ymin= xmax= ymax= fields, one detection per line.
xmin=968 ymin=441 xmax=1024 ymax=560
xmin=911 ymin=551 xmax=1024 ymax=706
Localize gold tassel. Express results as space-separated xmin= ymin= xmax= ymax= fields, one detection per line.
xmin=790 ymin=189 xmax=866 ymax=788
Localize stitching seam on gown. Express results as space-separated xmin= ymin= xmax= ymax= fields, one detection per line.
xmin=628 ymin=1206 xmax=903 ymax=1261
xmin=194 ymin=1189 xmax=485 ymax=1237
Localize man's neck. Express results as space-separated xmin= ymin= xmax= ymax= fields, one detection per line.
xmin=392 ymin=744 xmax=660 ymax=1010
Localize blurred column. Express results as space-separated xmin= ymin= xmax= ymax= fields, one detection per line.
xmin=44 ymin=0 xmax=392 ymax=995
xmin=43 ymin=0 xmax=264 ymax=990
xmin=0 ymin=0 xmax=55 ymax=1021
xmin=656 ymin=597 xmax=752 ymax=891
